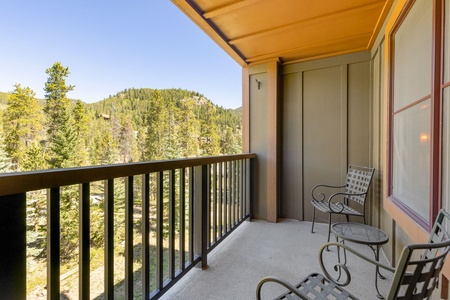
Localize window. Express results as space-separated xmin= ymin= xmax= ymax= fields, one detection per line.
xmin=389 ymin=0 xmax=445 ymax=229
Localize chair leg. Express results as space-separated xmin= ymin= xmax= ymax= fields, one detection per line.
xmin=327 ymin=213 xmax=332 ymax=243
xmin=311 ymin=207 xmax=316 ymax=233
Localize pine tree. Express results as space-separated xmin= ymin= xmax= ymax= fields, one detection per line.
xmin=72 ymin=100 xmax=89 ymax=165
xmin=199 ymin=102 xmax=220 ymax=156
xmin=43 ymin=62 xmax=78 ymax=168
xmin=178 ymin=97 xmax=199 ymax=157
xmin=118 ymin=116 xmax=135 ymax=163
xmin=165 ymin=98 xmax=180 ymax=159
xmin=144 ymin=90 xmax=168 ymax=161
xmin=3 ymin=84 xmax=43 ymax=171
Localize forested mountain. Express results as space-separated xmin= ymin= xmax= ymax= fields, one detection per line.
xmin=1 ymin=63 xmax=243 ymax=298
xmin=0 ymin=81 xmax=241 ymax=173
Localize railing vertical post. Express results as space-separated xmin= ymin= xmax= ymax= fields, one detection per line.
xmin=169 ymin=169 xmax=176 ymax=279
xmin=104 ymin=179 xmax=114 ymax=300
xmin=80 ymin=183 xmax=90 ymax=300
xmin=189 ymin=168 xmax=194 ymax=263
xmin=47 ymin=187 xmax=60 ymax=300
xmin=142 ymin=174 xmax=150 ymax=300
xmin=202 ymin=164 xmax=209 ymax=268
xmin=193 ymin=165 xmax=208 ymax=269
xmin=218 ymin=162 xmax=223 ymax=237
xmin=156 ymin=172 xmax=164 ymax=290
xmin=0 ymin=193 xmax=26 ymax=300
xmin=179 ymin=168 xmax=186 ymax=270
xmin=125 ymin=176 xmax=134 ymax=299
xmin=249 ymin=158 xmax=254 ymax=220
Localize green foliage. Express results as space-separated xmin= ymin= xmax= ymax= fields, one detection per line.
xmin=0 ymin=135 xmax=12 ymax=173
xmin=0 ymin=67 xmax=243 ymax=283
xmin=199 ymin=102 xmax=221 ymax=155
xmin=44 ymin=62 xmax=85 ymax=168
xmin=3 ymin=84 xmax=43 ymax=170
xmin=44 ymin=62 xmax=74 ymax=138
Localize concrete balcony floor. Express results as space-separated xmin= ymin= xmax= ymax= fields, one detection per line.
xmin=161 ymin=219 xmax=394 ymax=300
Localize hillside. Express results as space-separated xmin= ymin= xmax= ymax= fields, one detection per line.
xmin=0 ymin=87 xmax=243 ymax=170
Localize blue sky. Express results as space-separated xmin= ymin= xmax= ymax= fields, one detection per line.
xmin=0 ymin=1 xmax=242 ymax=109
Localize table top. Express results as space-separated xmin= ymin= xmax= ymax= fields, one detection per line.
xmin=331 ymin=222 xmax=389 ymax=245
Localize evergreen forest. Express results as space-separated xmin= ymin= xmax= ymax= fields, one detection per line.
xmin=0 ymin=62 xmax=242 ymax=299
xmin=0 ymin=63 xmax=242 ymax=173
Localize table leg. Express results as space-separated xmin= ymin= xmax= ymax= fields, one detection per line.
xmin=374 ymin=245 xmax=384 ymax=299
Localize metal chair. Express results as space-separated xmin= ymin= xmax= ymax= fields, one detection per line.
xmin=256 ymin=209 xmax=450 ymax=300
xmin=310 ymin=165 xmax=375 ymax=243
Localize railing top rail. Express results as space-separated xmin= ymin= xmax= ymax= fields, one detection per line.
xmin=0 ymin=153 xmax=256 ymax=196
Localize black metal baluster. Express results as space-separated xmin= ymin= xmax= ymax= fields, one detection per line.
xmin=231 ymin=161 xmax=235 ymax=227
xmin=80 ymin=183 xmax=90 ymax=300
xmin=142 ymin=174 xmax=150 ymax=300
xmin=169 ymin=169 xmax=176 ymax=280
xmin=125 ymin=176 xmax=134 ymax=299
xmin=156 ymin=171 xmax=164 ymax=290
xmin=202 ymin=165 xmax=209 ymax=268
xmin=47 ymin=187 xmax=60 ymax=300
xmin=218 ymin=162 xmax=223 ymax=238
xmin=104 ymin=179 xmax=114 ymax=300
xmin=180 ymin=168 xmax=186 ymax=271
xmin=223 ymin=162 xmax=230 ymax=234
xmin=189 ymin=167 xmax=194 ymax=264
xmin=238 ymin=160 xmax=243 ymax=221
xmin=212 ymin=163 xmax=217 ymax=244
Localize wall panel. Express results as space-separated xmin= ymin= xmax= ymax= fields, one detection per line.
xmin=303 ymin=66 xmax=347 ymax=221
xmin=249 ymin=72 xmax=268 ymax=219
xmin=280 ymin=51 xmax=371 ymax=221
xmin=281 ymin=72 xmax=303 ymax=219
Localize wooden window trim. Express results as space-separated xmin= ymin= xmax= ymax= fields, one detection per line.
xmin=387 ymin=0 xmax=443 ymax=232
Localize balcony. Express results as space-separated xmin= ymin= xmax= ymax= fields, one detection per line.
xmin=0 ymin=153 xmax=395 ymax=300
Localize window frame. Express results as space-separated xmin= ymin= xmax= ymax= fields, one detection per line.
xmin=388 ymin=0 xmax=444 ymax=231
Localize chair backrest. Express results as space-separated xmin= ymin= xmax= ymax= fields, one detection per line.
xmin=386 ymin=209 xmax=450 ymax=300
xmin=344 ymin=165 xmax=375 ymax=206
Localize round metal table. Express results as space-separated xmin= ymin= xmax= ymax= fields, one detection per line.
xmin=331 ymin=222 xmax=389 ymax=299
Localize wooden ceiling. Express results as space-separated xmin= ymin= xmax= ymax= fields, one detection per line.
xmin=171 ymin=0 xmax=394 ymax=66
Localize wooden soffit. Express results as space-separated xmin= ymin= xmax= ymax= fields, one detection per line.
xmin=171 ymin=0 xmax=394 ymax=66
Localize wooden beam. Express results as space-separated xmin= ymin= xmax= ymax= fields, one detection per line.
xmin=246 ymin=33 xmax=371 ymax=64
xmin=203 ymin=0 xmax=265 ymax=19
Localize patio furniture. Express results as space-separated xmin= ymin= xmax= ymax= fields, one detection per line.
xmin=331 ymin=222 xmax=389 ymax=298
xmin=256 ymin=209 xmax=450 ymax=300
xmin=310 ymin=165 xmax=375 ymax=243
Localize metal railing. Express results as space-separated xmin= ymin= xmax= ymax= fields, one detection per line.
xmin=0 ymin=153 xmax=255 ymax=299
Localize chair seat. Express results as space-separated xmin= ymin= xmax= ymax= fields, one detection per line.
xmin=276 ymin=273 xmax=358 ymax=300
xmin=311 ymin=200 xmax=362 ymax=216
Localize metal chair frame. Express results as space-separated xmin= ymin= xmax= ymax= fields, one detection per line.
xmin=257 ymin=209 xmax=450 ymax=300
xmin=310 ymin=165 xmax=375 ymax=243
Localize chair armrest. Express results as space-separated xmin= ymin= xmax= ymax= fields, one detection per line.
xmin=318 ymin=242 xmax=396 ymax=286
xmin=312 ymin=184 xmax=346 ymax=201
xmin=325 ymin=192 xmax=368 ymax=213
xmin=256 ymin=276 xmax=309 ymax=300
